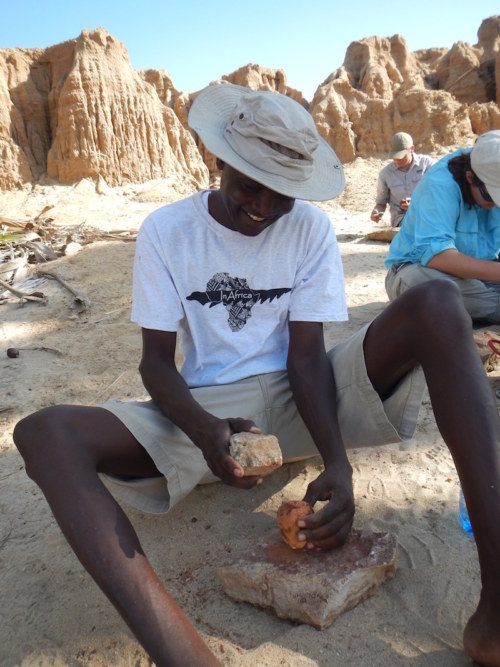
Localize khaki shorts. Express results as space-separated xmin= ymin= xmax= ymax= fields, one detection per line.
xmin=101 ymin=323 xmax=425 ymax=514
xmin=386 ymin=262 xmax=500 ymax=322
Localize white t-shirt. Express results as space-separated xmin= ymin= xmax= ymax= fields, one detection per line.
xmin=132 ymin=191 xmax=347 ymax=386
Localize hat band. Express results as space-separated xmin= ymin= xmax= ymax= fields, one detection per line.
xmin=224 ymin=127 xmax=314 ymax=183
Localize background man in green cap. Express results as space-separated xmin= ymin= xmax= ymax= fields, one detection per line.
xmin=371 ymin=131 xmax=434 ymax=227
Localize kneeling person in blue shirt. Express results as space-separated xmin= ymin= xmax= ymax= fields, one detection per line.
xmin=386 ymin=131 xmax=500 ymax=323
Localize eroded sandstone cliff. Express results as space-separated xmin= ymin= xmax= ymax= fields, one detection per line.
xmin=0 ymin=29 xmax=208 ymax=190
xmin=0 ymin=18 xmax=499 ymax=190
xmin=310 ymin=15 xmax=500 ymax=162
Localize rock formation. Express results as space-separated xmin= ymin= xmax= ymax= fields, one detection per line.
xmin=0 ymin=46 xmax=47 ymax=188
xmin=0 ymin=29 xmax=208 ymax=190
xmin=0 ymin=17 xmax=499 ymax=191
xmin=310 ymin=15 xmax=500 ymax=162
xmin=221 ymin=63 xmax=306 ymax=106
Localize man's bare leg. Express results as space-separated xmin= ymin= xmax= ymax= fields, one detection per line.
xmin=13 ymin=405 xmax=221 ymax=667
xmin=364 ymin=280 xmax=500 ymax=667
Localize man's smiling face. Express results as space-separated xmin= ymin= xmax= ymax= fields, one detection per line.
xmin=209 ymin=163 xmax=295 ymax=237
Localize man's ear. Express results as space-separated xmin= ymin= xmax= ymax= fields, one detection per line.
xmin=465 ymin=170 xmax=474 ymax=185
xmin=215 ymin=158 xmax=225 ymax=171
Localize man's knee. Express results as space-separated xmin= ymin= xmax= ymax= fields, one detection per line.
xmin=13 ymin=406 xmax=72 ymax=479
xmin=399 ymin=280 xmax=471 ymax=328
xmin=407 ymin=278 xmax=461 ymax=302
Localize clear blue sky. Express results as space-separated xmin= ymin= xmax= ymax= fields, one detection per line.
xmin=1 ymin=1 xmax=498 ymax=100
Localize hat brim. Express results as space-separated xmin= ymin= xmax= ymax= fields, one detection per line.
xmin=392 ymin=148 xmax=411 ymax=159
xmin=188 ymin=84 xmax=345 ymax=201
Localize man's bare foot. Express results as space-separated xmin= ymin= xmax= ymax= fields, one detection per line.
xmin=463 ymin=596 xmax=500 ymax=666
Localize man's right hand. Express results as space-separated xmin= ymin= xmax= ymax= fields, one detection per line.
xmin=139 ymin=329 xmax=263 ymax=491
xmin=196 ymin=417 xmax=264 ymax=489
xmin=370 ymin=208 xmax=384 ymax=222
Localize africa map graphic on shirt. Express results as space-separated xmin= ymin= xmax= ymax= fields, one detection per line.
xmin=187 ymin=272 xmax=291 ymax=332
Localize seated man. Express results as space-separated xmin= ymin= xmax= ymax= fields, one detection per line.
xmin=13 ymin=84 xmax=500 ymax=667
xmin=385 ymin=132 xmax=500 ymax=323
xmin=371 ymin=132 xmax=434 ymax=228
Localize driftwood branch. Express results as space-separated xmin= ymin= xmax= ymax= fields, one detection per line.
xmin=15 ymin=346 xmax=63 ymax=357
xmin=36 ymin=270 xmax=91 ymax=313
xmin=0 ymin=277 xmax=47 ymax=304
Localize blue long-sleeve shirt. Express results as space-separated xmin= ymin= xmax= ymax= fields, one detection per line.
xmin=385 ymin=149 xmax=500 ymax=269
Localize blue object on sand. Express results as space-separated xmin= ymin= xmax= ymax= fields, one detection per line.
xmin=458 ymin=487 xmax=473 ymax=535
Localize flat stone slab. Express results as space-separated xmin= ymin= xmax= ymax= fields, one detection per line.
xmin=218 ymin=529 xmax=398 ymax=629
xmin=365 ymin=229 xmax=398 ymax=243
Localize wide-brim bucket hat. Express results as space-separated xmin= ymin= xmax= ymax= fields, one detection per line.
xmin=188 ymin=83 xmax=345 ymax=201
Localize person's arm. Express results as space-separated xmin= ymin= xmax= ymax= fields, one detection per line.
xmin=371 ymin=171 xmax=389 ymax=221
xmin=401 ymin=166 xmax=465 ymax=267
xmin=427 ymin=249 xmax=500 ymax=282
xmin=139 ymin=328 xmax=262 ymax=489
xmin=423 ymin=155 xmax=436 ymax=171
xmin=370 ymin=208 xmax=385 ymax=222
xmin=286 ymin=320 xmax=354 ymax=550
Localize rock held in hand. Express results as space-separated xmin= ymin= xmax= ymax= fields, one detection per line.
xmin=277 ymin=500 xmax=314 ymax=549
xmin=229 ymin=432 xmax=282 ymax=477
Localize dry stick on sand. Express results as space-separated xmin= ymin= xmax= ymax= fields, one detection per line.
xmin=9 ymin=346 xmax=63 ymax=357
xmin=90 ymin=370 xmax=130 ymax=405
xmin=36 ymin=270 xmax=91 ymax=313
xmin=0 ymin=277 xmax=47 ymax=304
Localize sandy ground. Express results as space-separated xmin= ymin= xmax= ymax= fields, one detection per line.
xmin=0 ymin=154 xmax=486 ymax=666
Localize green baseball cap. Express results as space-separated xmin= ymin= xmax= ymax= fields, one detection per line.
xmin=391 ymin=132 xmax=413 ymax=159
